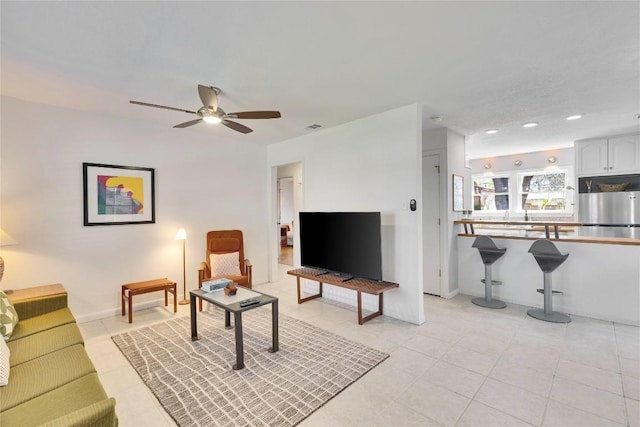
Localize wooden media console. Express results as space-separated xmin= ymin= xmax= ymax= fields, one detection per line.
xmin=287 ymin=267 xmax=399 ymax=325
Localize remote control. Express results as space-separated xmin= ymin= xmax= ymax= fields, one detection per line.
xmin=240 ymin=298 xmax=259 ymax=307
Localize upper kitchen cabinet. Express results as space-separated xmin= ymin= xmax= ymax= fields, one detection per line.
xmin=576 ymin=133 xmax=640 ymax=176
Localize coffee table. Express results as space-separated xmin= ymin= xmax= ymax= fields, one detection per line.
xmin=190 ymin=286 xmax=278 ymax=370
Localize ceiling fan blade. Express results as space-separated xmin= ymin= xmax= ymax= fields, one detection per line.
xmin=227 ymin=111 xmax=282 ymax=119
xmin=222 ymin=120 xmax=253 ymax=134
xmin=174 ymin=119 xmax=203 ymax=128
xmin=198 ymin=85 xmax=218 ymax=111
xmin=130 ymin=100 xmax=196 ymax=114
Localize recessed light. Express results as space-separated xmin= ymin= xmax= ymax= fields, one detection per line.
xmin=548 ymin=156 xmax=557 ymax=163
xmin=522 ymin=121 xmax=539 ymax=128
xmin=484 ymin=163 xmax=492 ymax=169
xmin=514 ymin=160 xmax=522 ymax=167
xmin=565 ymin=115 xmax=582 ymax=121
xmin=484 ymin=129 xmax=499 ymax=134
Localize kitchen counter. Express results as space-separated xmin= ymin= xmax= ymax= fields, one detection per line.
xmin=454 ymin=219 xmax=640 ymax=245
xmin=455 ymin=221 xmax=640 ymax=325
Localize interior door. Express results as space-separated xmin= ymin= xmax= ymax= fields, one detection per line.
xmin=422 ymin=154 xmax=442 ymax=295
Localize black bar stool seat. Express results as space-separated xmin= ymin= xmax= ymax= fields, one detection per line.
xmin=471 ymin=236 xmax=507 ymax=309
xmin=527 ymin=239 xmax=571 ymax=323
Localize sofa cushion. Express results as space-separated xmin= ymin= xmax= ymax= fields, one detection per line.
xmin=0 ymin=290 xmax=19 ymax=340
xmin=0 ymin=344 xmax=96 ymax=411
xmin=0 ymin=338 xmax=9 ymax=386
xmin=0 ymin=373 xmax=114 ymax=427
xmin=8 ymin=308 xmax=75 ymax=342
xmin=40 ymin=398 xmax=118 ymax=427
xmin=7 ymin=322 xmax=84 ymax=367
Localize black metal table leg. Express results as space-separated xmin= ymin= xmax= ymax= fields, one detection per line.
xmin=225 ymin=310 xmax=231 ymax=329
xmin=233 ymin=312 xmax=244 ymax=370
xmin=190 ymin=293 xmax=199 ymax=341
xmin=270 ymin=300 xmax=279 ymax=353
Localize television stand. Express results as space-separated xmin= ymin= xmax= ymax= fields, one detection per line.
xmin=318 ymin=271 xmax=354 ymax=282
xmin=287 ymin=267 xmax=399 ymax=325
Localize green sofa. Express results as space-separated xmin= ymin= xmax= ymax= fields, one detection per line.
xmin=0 ymin=286 xmax=117 ymax=426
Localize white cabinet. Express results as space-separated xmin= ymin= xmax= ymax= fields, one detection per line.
xmin=609 ymin=135 xmax=640 ymax=174
xmin=576 ymin=134 xmax=640 ymax=176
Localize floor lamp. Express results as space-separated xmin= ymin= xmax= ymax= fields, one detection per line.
xmin=175 ymin=228 xmax=189 ymax=305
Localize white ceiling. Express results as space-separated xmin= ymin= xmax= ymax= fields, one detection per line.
xmin=1 ymin=1 xmax=639 ymax=159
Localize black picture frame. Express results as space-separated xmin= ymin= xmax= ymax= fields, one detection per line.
xmin=83 ymin=162 xmax=155 ymax=226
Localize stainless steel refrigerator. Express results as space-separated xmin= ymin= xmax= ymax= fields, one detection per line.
xmin=578 ymin=192 xmax=640 ymax=237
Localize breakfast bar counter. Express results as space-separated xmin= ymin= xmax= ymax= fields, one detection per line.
xmin=454 ymin=220 xmax=640 ymax=325
xmin=454 ymin=219 xmax=640 ymax=246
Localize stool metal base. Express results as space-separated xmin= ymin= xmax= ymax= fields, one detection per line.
xmin=472 ymin=297 xmax=507 ymax=309
xmin=527 ymin=308 xmax=571 ymax=323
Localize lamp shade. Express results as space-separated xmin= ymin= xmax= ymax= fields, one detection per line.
xmin=175 ymin=228 xmax=187 ymax=240
xmin=0 ymin=229 xmax=17 ymax=247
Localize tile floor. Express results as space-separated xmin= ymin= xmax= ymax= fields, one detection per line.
xmin=81 ymin=265 xmax=640 ymax=426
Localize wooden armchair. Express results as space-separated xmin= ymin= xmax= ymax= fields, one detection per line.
xmin=198 ymin=230 xmax=252 ymax=310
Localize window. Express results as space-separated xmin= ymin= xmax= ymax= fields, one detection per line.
xmin=472 ymin=168 xmax=572 ymax=215
xmin=473 ymin=176 xmax=510 ymax=211
xmin=519 ymin=171 xmax=567 ymax=211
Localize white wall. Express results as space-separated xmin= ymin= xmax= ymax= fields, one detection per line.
xmin=469 ymin=147 xmax=574 ymax=174
xmin=267 ymin=104 xmax=425 ymax=325
xmin=0 ymin=96 xmax=269 ymax=321
xmin=422 ymin=127 xmax=468 ymax=297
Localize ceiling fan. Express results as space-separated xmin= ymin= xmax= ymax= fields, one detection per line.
xmin=129 ymin=85 xmax=281 ymax=134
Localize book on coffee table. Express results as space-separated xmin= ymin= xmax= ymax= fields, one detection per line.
xmin=201 ymin=278 xmax=233 ymax=292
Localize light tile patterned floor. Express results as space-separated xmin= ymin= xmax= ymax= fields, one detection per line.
xmin=81 ymin=265 xmax=640 ymax=426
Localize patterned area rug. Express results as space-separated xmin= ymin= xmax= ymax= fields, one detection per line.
xmin=112 ymin=307 xmax=389 ymax=426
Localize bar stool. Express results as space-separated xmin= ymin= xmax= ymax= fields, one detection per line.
xmin=471 ymin=236 xmax=507 ymax=309
xmin=527 ymin=239 xmax=571 ymax=323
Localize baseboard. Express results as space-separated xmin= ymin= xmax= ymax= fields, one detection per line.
xmin=75 ymin=298 xmax=168 ymax=323
xmin=441 ymin=289 xmax=460 ymax=299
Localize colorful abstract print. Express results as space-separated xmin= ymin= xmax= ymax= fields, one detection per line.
xmin=97 ymin=175 xmax=144 ymax=215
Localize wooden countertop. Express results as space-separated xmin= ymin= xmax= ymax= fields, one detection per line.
xmin=454 ymin=219 xmax=582 ymax=226
xmin=456 ymin=232 xmax=640 ymax=246
xmin=454 ymin=219 xmax=581 ymax=240
xmin=453 ymin=220 xmax=640 ymax=246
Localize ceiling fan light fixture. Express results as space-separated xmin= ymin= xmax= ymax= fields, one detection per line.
xmin=131 ymin=84 xmax=280 ymax=134
xmin=202 ymin=115 xmax=222 ymax=124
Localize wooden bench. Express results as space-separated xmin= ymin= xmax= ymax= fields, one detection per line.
xmin=287 ymin=267 xmax=399 ymax=325
xmin=121 ymin=278 xmax=177 ymax=323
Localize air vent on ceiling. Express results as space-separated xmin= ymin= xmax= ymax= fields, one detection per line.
xmin=305 ymin=124 xmax=322 ymax=130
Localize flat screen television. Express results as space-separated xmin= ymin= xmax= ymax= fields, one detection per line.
xmin=299 ymin=211 xmax=382 ymax=281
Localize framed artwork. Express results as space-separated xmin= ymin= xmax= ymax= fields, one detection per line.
xmin=453 ymin=174 xmax=464 ymax=212
xmin=83 ymin=163 xmax=155 ymax=226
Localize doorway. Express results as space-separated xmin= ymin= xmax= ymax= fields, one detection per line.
xmin=278 ymin=177 xmax=294 ymax=266
xmin=422 ymin=153 xmax=442 ymax=295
